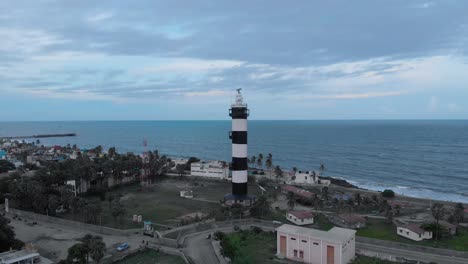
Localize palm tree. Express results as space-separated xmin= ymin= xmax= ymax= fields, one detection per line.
xmin=89 ymin=239 xmax=106 ymax=264
xmin=292 ymin=167 xmax=297 ymax=181
xmin=274 ymin=165 xmax=283 ymax=183
xmin=257 ymin=154 xmax=263 ymax=170
xmin=265 ymin=155 xmax=273 ymax=179
xmin=249 ymin=155 xmax=256 ymax=168
xmin=319 ymin=163 xmax=326 ymax=176
xmin=287 ymin=191 xmax=295 ymax=210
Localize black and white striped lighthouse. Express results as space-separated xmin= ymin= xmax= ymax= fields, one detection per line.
xmin=229 ymin=88 xmax=249 ymax=197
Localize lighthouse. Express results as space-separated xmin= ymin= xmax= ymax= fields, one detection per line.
xmin=225 ymin=88 xmax=255 ymax=206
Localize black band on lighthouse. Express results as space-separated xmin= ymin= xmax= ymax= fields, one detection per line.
xmin=231 ymin=131 xmax=247 ymax=144
xmin=232 ymin=182 xmax=248 ymax=196
xmin=229 ymin=108 xmax=249 ymax=119
xmin=231 ymin=157 xmax=248 ymax=170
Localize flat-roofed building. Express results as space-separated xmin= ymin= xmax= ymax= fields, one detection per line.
xmin=277 ymin=224 xmax=356 ymax=264
xmin=0 ymin=249 xmax=40 ymax=264
xmin=190 ymin=161 xmax=229 ymax=179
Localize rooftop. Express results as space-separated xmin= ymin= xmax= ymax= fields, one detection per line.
xmin=398 ymin=223 xmax=426 ymax=235
xmin=277 ymin=224 xmax=355 ymax=243
xmin=0 ymin=249 xmax=39 ymax=264
xmin=289 ymin=210 xmax=314 ymax=219
xmin=281 ymin=185 xmax=315 ymax=199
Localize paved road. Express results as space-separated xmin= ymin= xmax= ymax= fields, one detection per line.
xmin=183 ymin=230 xmax=220 ymax=264
xmin=357 ymin=242 xmax=468 ymax=264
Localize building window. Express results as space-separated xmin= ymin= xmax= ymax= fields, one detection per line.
xmin=399 ymin=229 xmax=402 ymax=233
xmin=419 ymin=234 xmax=421 ymax=238
xmin=291 ymin=238 xmax=296 ymax=241
xmin=305 ymin=176 xmax=307 ymax=180
xmin=301 ymin=219 xmax=304 ymax=222
xmin=293 ymin=250 xmax=298 ymax=257
xmin=406 ymin=231 xmax=409 ymax=235
xmin=302 ymin=240 xmax=307 ymax=243
xmin=313 ymin=242 xmax=319 ymax=245
xmin=299 ymin=251 xmax=304 ymax=259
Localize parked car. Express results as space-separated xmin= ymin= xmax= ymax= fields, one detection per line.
xmin=117 ymin=243 xmax=129 ymax=252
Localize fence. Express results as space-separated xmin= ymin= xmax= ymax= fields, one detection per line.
xmin=357 ymin=236 xmax=468 ymax=259
xmin=6 ymin=208 xmax=139 ymax=236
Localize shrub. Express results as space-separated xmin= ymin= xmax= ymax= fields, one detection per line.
xmin=382 ymin=189 xmax=395 ymax=198
xmin=214 ymin=231 xmax=226 ymax=241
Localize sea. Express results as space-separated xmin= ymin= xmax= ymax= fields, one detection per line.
xmin=1 ymin=120 xmax=467 ymax=203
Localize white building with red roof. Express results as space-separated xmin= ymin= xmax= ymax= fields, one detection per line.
xmin=397 ymin=223 xmax=432 ymax=241
xmin=287 ymin=211 xmax=315 ymax=226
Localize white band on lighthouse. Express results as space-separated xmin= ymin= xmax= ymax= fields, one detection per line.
xmin=231 ymin=171 xmax=248 ymax=183
xmin=232 ymin=144 xmax=247 ymax=158
xmin=232 ymin=119 xmax=247 ymax=131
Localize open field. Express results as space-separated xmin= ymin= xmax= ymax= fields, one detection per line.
xmin=113 ymin=249 xmax=185 ymax=264
xmin=357 ymin=219 xmax=468 ymax=252
xmin=61 ymin=177 xmax=264 ymax=229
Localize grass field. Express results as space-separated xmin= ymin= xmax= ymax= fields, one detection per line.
xmin=222 ymin=230 xmax=277 ymax=264
xmin=62 ymin=178 xmax=231 ymax=229
xmin=357 ymin=219 xmax=468 ymax=252
xmin=113 ymin=249 xmax=185 ymax=264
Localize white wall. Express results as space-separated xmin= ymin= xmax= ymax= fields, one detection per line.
xmin=190 ymin=162 xmax=228 ymax=179
xmin=277 ymin=230 xmax=354 ymax=264
xmin=287 ymin=213 xmax=314 ymax=226
xmin=397 ymin=227 xmax=432 ymax=241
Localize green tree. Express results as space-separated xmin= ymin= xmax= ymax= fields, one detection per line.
xmin=249 ymin=195 xmax=271 ymax=219
xmin=176 ymin=164 xmax=185 ymax=176
xmin=0 ymin=214 xmax=24 ymax=252
xmin=453 ymin=203 xmax=464 ymax=223
xmin=111 ymin=201 xmax=126 ymax=225
xmin=0 ymin=160 xmax=15 ymax=173
xmin=274 ymin=165 xmax=283 ymax=183
xmin=88 ymin=238 xmax=106 ymax=264
xmin=431 ymin=203 xmax=445 ymax=240
xmin=66 ymin=243 xmax=87 ymax=264
xmin=287 ymin=191 xmax=296 ymax=210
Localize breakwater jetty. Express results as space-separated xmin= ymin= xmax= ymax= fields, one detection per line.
xmin=0 ymin=133 xmax=77 ymax=140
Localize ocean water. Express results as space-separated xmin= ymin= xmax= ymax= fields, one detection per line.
xmin=1 ymin=120 xmax=467 ymax=203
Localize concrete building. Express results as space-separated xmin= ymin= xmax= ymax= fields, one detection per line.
xmin=277 ymin=224 xmax=356 ymax=264
xmin=287 ymin=211 xmax=315 ymax=226
xmin=190 ymin=161 xmax=229 ymax=179
xmin=396 ymin=224 xmax=432 ymax=241
xmin=0 ymin=248 xmax=41 ymax=264
xmin=293 ymin=171 xmax=330 ymax=186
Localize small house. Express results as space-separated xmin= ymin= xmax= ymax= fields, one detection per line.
xmin=396 ymin=224 xmax=432 ymax=241
xmin=287 ymin=211 xmax=314 ymax=226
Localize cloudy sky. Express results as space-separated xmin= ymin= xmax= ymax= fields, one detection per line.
xmin=1 ymin=0 xmax=467 ymax=120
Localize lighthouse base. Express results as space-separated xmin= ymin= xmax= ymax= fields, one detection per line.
xmin=223 ymin=194 xmax=256 ymax=207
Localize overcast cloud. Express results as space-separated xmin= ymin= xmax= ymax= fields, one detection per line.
xmin=0 ymin=0 xmax=467 ymax=120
